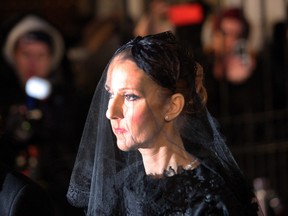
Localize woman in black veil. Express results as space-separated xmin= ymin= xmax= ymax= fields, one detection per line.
xmin=67 ymin=31 xmax=260 ymax=215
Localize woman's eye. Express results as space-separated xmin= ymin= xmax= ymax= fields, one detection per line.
xmin=124 ymin=94 xmax=139 ymax=101
xmin=108 ymin=92 xmax=114 ymax=99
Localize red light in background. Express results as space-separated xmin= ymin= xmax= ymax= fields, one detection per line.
xmin=168 ymin=3 xmax=204 ymax=26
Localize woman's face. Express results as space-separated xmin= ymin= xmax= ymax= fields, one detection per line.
xmin=14 ymin=39 xmax=52 ymax=84
xmin=105 ymin=56 xmax=171 ymax=151
xmin=212 ymin=18 xmax=243 ymax=55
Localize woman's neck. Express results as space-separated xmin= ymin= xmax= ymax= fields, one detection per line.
xmin=139 ymin=133 xmax=198 ymax=176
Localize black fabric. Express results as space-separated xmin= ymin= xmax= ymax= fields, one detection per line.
xmin=96 ymin=148 xmax=258 ymax=216
xmin=101 ymin=164 xmax=254 ymax=215
xmin=0 ymin=164 xmax=55 ymax=216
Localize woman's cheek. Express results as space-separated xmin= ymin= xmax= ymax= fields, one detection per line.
xmin=130 ymin=108 xmax=145 ymax=126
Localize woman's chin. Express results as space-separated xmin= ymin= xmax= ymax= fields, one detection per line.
xmin=117 ymin=142 xmax=132 ymax=152
xmin=117 ymin=141 xmax=139 ymax=152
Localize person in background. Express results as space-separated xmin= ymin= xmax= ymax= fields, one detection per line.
xmin=202 ymin=7 xmax=255 ymax=85
xmin=201 ymin=7 xmax=262 ymax=114
xmin=0 ymin=14 xmax=65 ymax=176
xmin=0 ymin=14 xmax=85 ymax=216
xmin=200 ymin=7 xmax=264 ymax=145
xmin=133 ymin=0 xmax=175 ymax=36
xmin=67 ymin=31 xmax=260 ymax=215
xmin=0 ymin=114 xmax=55 ymax=216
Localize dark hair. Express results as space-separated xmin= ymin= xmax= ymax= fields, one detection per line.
xmin=113 ymin=31 xmax=207 ymax=113
xmin=213 ymin=7 xmax=250 ymax=39
xmin=15 ymin=30 xmax=53 ymax=53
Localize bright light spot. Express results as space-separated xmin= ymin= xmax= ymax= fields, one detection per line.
xmin=25 ymin=76 xmax=51 ymax=100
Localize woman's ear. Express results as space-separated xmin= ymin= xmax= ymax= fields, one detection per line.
xmin=165 ymin=93 xmax=185 ymax=121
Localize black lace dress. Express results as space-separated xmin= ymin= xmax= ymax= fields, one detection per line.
xmin=96 ymin=160 xmax=258 ymax=216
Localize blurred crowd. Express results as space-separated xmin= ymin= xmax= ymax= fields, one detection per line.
xmin=0 ymin=0 xmax=287 ymax=215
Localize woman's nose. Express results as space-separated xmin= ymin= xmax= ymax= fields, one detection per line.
xmin=106 ymin=96 xmax=124 ymax=120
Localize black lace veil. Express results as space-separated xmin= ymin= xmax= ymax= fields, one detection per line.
xmin=67 ymin=31 xmax=254 ymax=215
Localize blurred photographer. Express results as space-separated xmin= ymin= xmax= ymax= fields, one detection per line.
xmin=203 ymin=7 xmax=255 ymax=84
xmin=201 ymin=7 xmax=265 ymax=118
xmin=0 ymin=14 xmax=64 ymax=177
xmin=0 ymin=14 xmax=85 ymax=216
xmin=200 ymin=7 xmax=265 ymax=146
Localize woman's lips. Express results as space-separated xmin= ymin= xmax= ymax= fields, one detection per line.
xmin=114 ymin=128 xmax=127 ymax=134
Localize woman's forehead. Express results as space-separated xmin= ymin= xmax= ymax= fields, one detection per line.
xmin=105 ymin=57 xmax=160 ymax=93
xmin=106 ymin=58 xmax=144 ymax=85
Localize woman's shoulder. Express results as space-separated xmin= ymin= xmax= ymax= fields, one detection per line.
xmin=174 ymin=165 xmax=258 ymax=215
